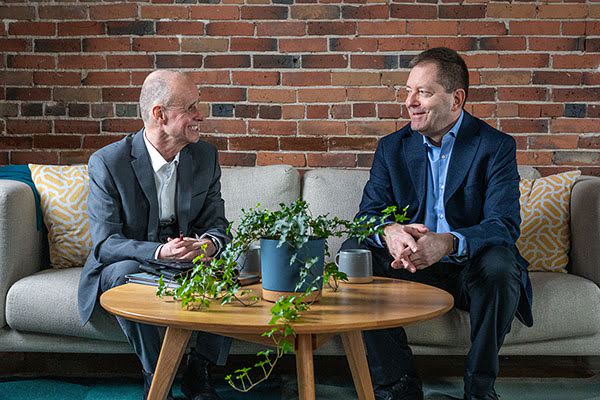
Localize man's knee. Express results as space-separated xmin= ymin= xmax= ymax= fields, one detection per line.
xmin=471 ymin=246 xmax=520 ymax=288
xmin=100 ymin=260 xmax=141 ymax=292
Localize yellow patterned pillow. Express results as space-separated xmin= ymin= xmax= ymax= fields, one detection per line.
xmin=517 ymin=170 xmax=581 ymax=273
xmin=29 ymin=164 xmax=92 ymax=268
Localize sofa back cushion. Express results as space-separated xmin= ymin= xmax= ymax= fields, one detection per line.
xmin=29 ymin=164 xmax=92 ymax=268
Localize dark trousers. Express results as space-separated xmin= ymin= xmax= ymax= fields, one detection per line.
xmin=341 ymin=238 xmax=522 ymax=396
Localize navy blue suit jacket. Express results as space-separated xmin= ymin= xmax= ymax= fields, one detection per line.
xmin=358 ymin=112 xmax=533 ymax=326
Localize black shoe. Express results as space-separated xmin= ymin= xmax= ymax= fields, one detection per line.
xmin=142 ymin=370 xmax=174 ymax=400
xmin=464 ymin=389 xmax=500 ymax=400
xmin=180 ymin=349 xmax=221 ymax=400
xmin=374 ymin=374 xmax=423 ymax=400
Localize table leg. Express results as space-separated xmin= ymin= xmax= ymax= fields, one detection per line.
xmin=296 ymin=334 xmax=316 ymax=400
xmin=341 ymin=331 xmax=375 ymax=400
xmin=148 ymin=327 xmax=192 ymax=400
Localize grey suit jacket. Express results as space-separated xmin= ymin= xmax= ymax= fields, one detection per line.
xmin=78 ymin=129 xmax=231 ymax=323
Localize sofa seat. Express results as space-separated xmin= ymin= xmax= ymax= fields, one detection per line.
xmin=6 ymin=268 xmax=126 ymax=342
xmin=405 ymin=271 xmax=600 ymax=347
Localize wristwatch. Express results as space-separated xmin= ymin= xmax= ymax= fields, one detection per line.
xmin=450 ymin=233 xmax=458 ymax=256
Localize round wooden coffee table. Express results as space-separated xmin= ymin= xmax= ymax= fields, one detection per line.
xmin=100 ymin=277 xmax=453 ymax=400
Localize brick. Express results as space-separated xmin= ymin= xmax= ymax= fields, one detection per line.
xmin=259 ymin=105 xmax=282 ymax=119
xmin=500 ymin=119 xmax=548 ymax=134
xmin=141 ymin=5 xmax=190 ymax=19
xmin=530 ymin=37 xmax=582 ymax=52
xmin=587 ymin=21 xmax=600 ymax=35
xmin=34 ymin=72 xmax=81 ymax=86
xmin=254 ymin=55 xmax=300 ymax=69
xmin=586 ymin=39 xmax=600 ymax=52
xmin=302 ymin=54 xmax=348 ymax=68
xmin=486 ymin=3 xmax=536 ymax=19
xmin=551 ymin=119 xmax=600 ymax=134
xmin=578 ymin=134 xmax=600 ymax=149
xmin=353 ymin=103 xmax=376 ymax=118
xmin=390 ymin=4 xmax=437 ymax=19
xmin=282 ymin=71 xmax=331 ymax=86
xmin=219 ymin=152 xmax=256 ymax=167
xmin=427 ymin=37 xmax=476 ymax=51
xmin=107 ymin=55 xmax=154 ymax=69
xmin=204 ymin=55 xmax=250 ymax=68
xmin=589 ymin=105 xmax=600 ymax=118
xmin=102 ymin=119 xmax=143 ymax=134
xmin=378 ymin=37 xmax=427 ymax=51
xmin=552 ymin=55 xmax=600 ymax=69
xmin=232 ymin=71 xmax=280 ymax=86
xmin=463 ymin=54 xmax=498 ymax=69
xmin=407 ymin=21 xmax=458 ymax=36
xmin=347 ymin=87 xmax=395 ymax=101
xmin=188 ymin=71 xmax=230 ymax=85
xmin=357 ymin=21 xmax=406 ymax=36
xmin=307 ymin=22 xmax=356 ymax=36
xmin=479 ymin=37 xmax=525 ymax=51
xmin=440 ymin=4 xmax=485 ymax=19
xmin=306 ymin=105 xmax=328 ymax=119
xmin=498 ymin=88 xmax=547 ymax=102
xmin=6 ymin=88 xmax=51 ymax=102
xmin=249 ymin=89 xmax=296 ymax=103
xmin=518 ymin=104 xmax=564 ymax=118
xmin=509 ymin=21 xmax=559 ymax=35
xmin=197 ymin=120 xmax=245 ymax=135
xmin=90 ymin=4 xmax=138 ymax=20
xmin=190 ymin=6 xmax=240 ymax=20
xmin=562 ymin=21 xmax=586 ymax=36
xmin=330 ymin=38 xmax=377 ymax=52
xmin=529 ymin=135 xmax=579 ymax=150
xmin=58 ymin=22 xmax=105 ymax=37
xmin=357 ymin=153 xmax=374 ymax=168
xmin=331 ymin=104 xmax=351 ymax=119
xmin=133 ymin=38 xmax=180 ymax=52
xmin=241 ymin=6 xmax=288 ymax=19
xmin=6 ymin=120 xmax=52 ymax=135
xmin=229 ymin=137 xmax=279 ymax=151
xmin=58 ymin=55 xmax=105 ymax=69
xmin=59 ymin=150 xmax=95 ymax=165
xmin=34 ymin=135 xmax=81 ymax=149
xmin=532 ymin=72 xmax=582 ymax=86
xmin=280 ymin=137 xmax=327 ymax=151
xmin=299 ymin=121 xmax=345 ymax=136
xmin=199 ymin=87 xmax=246 ymax=102
xmin=0 ymin=103 xmax=18 ymax=118
xmin=9 ymin=22 xmax=56 ymax=36
xmin=328 ymin=137 xmax=377 ymax=151
xmin=231 ymin=38 xmax=276 ymax=52
xmin=0 ymin=136 xmax=33 ymax=150
xmin=553 ymin=151 xmax=599 ymax=166
xmin=332 ymin=72 xmax=380 ymax=86
xmin=298 ymin=88 xmax=346 ymax=103
xmin=212 ymin=104 xmax=234 ymax=118
xmin=83 ymin=38 xmax=131 ymax=52
xmin=459 ymin=21 xmax=506 ymax=35
xmin=307 ymin=153 xmax=356 ymax=168
xmin=69 ymin=104 xmax=90 ymax=118
xmin=256 ymin=22 xmax=305 ymax=36
xmin=466 ymin=104 xmax=496 ymax=118
xmin=0 ymin=6 xmax=36 ymax=20
xmin=38 ymin=6 xmax=87 ymax=20
xmin=107 ymin=21 xmax=155 ymax=36
xmin=516 ymin=151 xmax=553 ymax=166
xmin=257 ymin=152 xmax=305 ymax=167
xmin=342 ymin=5 xmax=389 ymax=19
xmin=380 ymin=71 xmax=409 ymax=87
xmin=11 ymin=151 xmax=59 ymax=165
xmin=0 ymin=71 xmax=32 ymax=86
xmin=198 ymin=136 xmax=227 ymax=151
xmin=92 ymin=104 xmax=114 ymax=119
xmin=45 ymin=103 xmax=67 ymax=117
xmin=156 ymin=54 xmax=203 ymax=69
xmin=157 ymin=21 xmax=205 ymax=35
xmin=554 ymin=88 xmax=600 ymax=103
xmin=481 ymin=71 xmax=530 ymax=85
xmin=292 ymin=5 xmax=340 ymax=19
xmin=537 ymin=4 xmax=588 ymax=19
xmin=499 ymin=54 xmax=549 ymax=68
xmin=348 ymin=121 xmax=396 ymax=136
xmin=35 ymin=39 xmax=80 ymax=53
xmin=249 ymin=121 xmax=296 ymax=136
xmin=82 ymin=72 xmax=130 ymax=86
xmin=207 ymin=22 xmax=254 ymax=36
xmin=378 ymin=104 xmax=402 ymax=119
xmin=82 ymin=135 xmax=125 ymax=149
xmin=0 ymin=39 xmax=30 ymax=52
xmin=280 ymin=38 xmax=327 ymax=53
xmin=282 ymin=105 xmax=304 ymax=120
xmin=101 ymin=88 xmax=139 ymax=102
xmin=53 ymin=89 xmax=101 ymax=105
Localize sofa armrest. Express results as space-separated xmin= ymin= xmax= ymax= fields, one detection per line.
xmin=570 ymin=176 xmax=600 ymax=286
xmin=0 ymin=180 xmax=44 ymax=328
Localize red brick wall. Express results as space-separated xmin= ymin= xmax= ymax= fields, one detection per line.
xmin=1 ymin=1 xmax=599 ymax=175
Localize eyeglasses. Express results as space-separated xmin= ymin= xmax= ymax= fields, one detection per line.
xmin=165 ymin=99 xmax=203 ymax=115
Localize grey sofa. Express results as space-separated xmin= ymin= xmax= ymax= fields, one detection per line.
xmin=1 ymin=165 xmax=599 ymax=358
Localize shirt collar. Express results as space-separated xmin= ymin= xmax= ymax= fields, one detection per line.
xmin=143 ymin=130 xmax=180 ymax=173
xmin=422 ymin=110 xmax=465 ymax=148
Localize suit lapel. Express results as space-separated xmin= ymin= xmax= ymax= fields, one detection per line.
xmin=176 ymin=146 xmax=192 ymax=235
xmin=444 ymin=112 xmax=481 ymax=204
xmin=402 ymin=130 xmax=428 ymax=210
xmin=131 ymin=129 xmax=160 ymax=241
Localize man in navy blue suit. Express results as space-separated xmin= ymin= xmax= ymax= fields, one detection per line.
xmin=344 ymin=48 xmax=533 ymax=400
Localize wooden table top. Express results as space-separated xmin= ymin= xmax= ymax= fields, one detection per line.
xmin=100 ymin=278 xmax=454 ymax=335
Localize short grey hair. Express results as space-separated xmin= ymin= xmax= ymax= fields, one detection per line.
xmin=139 ymin=72 xmax=174 ymax=123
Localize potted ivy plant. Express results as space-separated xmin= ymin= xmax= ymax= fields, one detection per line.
xmin=157 ymin=199 xmax=408 ymax=392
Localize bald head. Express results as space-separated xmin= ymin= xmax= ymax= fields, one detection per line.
xmin=139 ymin=70 xmax=194 ymax=124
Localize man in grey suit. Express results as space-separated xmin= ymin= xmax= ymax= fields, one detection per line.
xmin=78 ymin=70 xmax=231 ymax=400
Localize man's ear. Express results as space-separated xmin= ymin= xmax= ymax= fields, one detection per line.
xmin=151 ymin=105 xmax=166 ymax=123
xmin=452 ymin=89 xmax=466 ymax=111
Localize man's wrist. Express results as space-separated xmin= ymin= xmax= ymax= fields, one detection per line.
xmin=447 ymin=233 xmax=458 ymax=256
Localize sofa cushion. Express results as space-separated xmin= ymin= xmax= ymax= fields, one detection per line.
xmin=221 ymin=165 xmax=301 ymax=229
xmin=405 ymin=272 xmax=600 ymax=346
xmin=29 ymin=164 xmax=93 ymax=268
xmin=517 ymin=170 xmax=581 ymax=273
xmin=6 ymin=268 xmax=126 ymax=342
